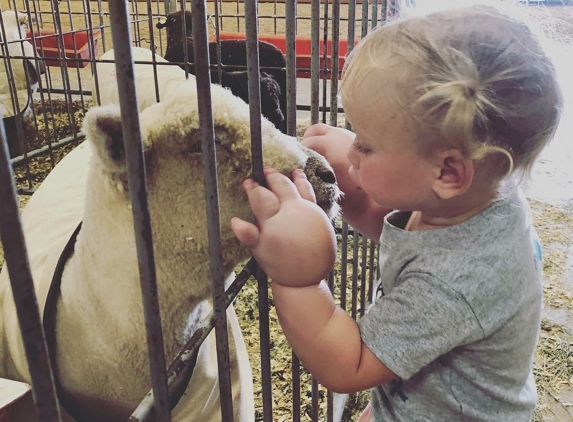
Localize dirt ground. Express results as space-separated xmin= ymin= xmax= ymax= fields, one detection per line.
xmin=1 ymin=1 xmax=573 ymax=421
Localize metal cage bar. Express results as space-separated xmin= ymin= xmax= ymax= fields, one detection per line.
xmin=0 ymin=116 xmax=62 ymax=422
xmin=189 ymin=0 xmax=235 ymax=419
xmin=106 ymin=1 xmax=171 ymax=420
xmin=243 ymin=0 xmax=275 ymax=420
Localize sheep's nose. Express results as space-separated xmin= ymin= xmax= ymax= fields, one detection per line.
xmin=316 ymin=169 xmax=336 ymax=184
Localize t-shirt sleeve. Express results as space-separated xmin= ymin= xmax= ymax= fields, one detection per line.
xmin=358 ymin=272 xmax=485 ymax=380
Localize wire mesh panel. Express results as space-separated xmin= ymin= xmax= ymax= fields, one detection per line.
xmin=0 ymin=0 xmax=397 ymax=420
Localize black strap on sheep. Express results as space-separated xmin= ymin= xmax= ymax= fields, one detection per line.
xmin=43 ymin=221 xmax=199 ymax=417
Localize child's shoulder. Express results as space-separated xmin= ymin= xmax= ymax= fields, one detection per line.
xmin=398 ymin=190 xmax=541 ymax=330
xmin=443 ymin=191 xmax=541 ymax=328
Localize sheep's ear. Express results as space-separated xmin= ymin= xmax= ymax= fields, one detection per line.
xmin=82 ymin=105 xmax=129 ymax=173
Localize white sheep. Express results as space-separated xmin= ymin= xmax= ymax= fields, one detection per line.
xmin=0 ymin=10 xmax=45 ymax=157
xmin=92 ymin=46 xmax=194 ymax=111
xmin=0 ymin=76 xmax=340 ymax=421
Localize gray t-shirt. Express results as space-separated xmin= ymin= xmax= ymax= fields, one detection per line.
xmin=358 ymin=189 xmax=542 ymax=422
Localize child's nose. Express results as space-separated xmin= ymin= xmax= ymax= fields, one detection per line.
xmin=347 ymin=144 xmax=359 ymax=168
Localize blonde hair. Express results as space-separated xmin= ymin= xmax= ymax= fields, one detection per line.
xmin=341 ymin=0 xmax=563 ymax=183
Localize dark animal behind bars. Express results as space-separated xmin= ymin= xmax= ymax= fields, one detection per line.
xmin=157 ymin=10 xmax=288 ymax=133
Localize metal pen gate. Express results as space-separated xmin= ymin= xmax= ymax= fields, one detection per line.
xmin=0 ymin=0 xmax=398 ymax=420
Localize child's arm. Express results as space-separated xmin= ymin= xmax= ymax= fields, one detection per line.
xmin=271 ymin=281 xmax=398 ymax=393
xmin=302 ymin=124 xmax=392 ymax=241
xmin=231 ymin=168 xmax=398 ymax=393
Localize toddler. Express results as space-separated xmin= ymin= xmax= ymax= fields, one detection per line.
xmin=231 ymin=1 xmax=563 ymax=420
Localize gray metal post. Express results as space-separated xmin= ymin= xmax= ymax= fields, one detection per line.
xmin=0 ymin=120 xmax=62 ymax=422
xmin=189 ymin=0 xmax=235 ymax=420
xmin=106 ymin=1 xmax=171 ymax=421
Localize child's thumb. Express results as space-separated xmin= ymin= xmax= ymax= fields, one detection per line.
xmin=302 ymin=123 xmax=331 ymax=139
xmin=231 ymin=217 xmax=261 ymax=250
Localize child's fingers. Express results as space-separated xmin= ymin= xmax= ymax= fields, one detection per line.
xmin=292 ymin=169 xmax=317 ymax=203
xmin=263 ymin=167 xmax=302 ymax=203
xmin=243 ymin=179 xmax=281 ymax=222
xmin=230 ymin=217 xmax=261 ymax=249
xmin=303 ymin=123 xmax=331 ymax=139
xmin=301 ymin=136 xmax=326 ymax=156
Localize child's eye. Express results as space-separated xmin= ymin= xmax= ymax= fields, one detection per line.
xmin=354 ymin=142 xmax=372 ymax=155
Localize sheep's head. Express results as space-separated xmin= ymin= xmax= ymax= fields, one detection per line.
xmin=0 ymin=10 xmax=33 ymax=41
xmin=156 ymin=10 xmax=192 ymax=46
xmin=82 ymin=81 xmax=340 ymax=270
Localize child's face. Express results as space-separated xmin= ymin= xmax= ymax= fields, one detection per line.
xmin=344 ymin=92 xmax=440 ymax=211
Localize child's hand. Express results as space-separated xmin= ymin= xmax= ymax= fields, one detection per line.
xmin=303 ymin=124 xmax=392 ymax=241
xmin=231 ymin=167 xmax=336 ymax=287
xmin=302 ymin=124 xmax=363 ymax=206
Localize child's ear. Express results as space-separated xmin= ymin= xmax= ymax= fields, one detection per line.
xmin=432 ymin=149 xmax=474 ymax=200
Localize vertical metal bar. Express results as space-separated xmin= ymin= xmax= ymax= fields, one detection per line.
xmin=22 ymin=6 xmax=46 ymax=156
xmin=178 ymin=0 xmax=192 ymax=79
xmin=360 ymin=0 xmax=369 ymax=38
xmin=28 ymin=0 xmax=52 ymax=172
xmin=347 ymin=0 xmax=356 ymax=53
xmin=327 ymin=268 xmax=335 ymax=422
xmin=96 ymin=0 xmax=107 ymax=52
xmin=340 ymin=222 xmax=348 ymax=311
xmin=285 ymin=0 xmax=297 ymax=136
xmin=51 ymin=1 xmax=79 ymax=146
xmin=37 ymin=28 xmax=59 ymax=171
xmin=155 ymin=0 xmax=165 ymax=56
xmin=256 ymin=265 xmax=273 ymax=422
xmin=311 ymin=378 xmax=319 ymax=421
xmin=64 ymin=0 xmax=83 ymax=100
xmin=36 ymin=0 xmax=45 ymax=28
xmin=132 ymin=0 xmax=143 ymax=47
xmin=329 ymin=0 xmax=340 ymax=126
xmin=351 ymin=231 xmax=359 ymax=320
xmin=284 ymin=0 xmax=304 ymax=418
xmin=215 ymin=0 xmax=224 ymax=33
xmin=235 ymin=0 xmax=240 ymax=31
xmin=360 ymin=234 xmax=367 ymax=317
xmin=164 ymin=0 xmax=176 ymax=15
xmin=292 ymin=352 xmax=301 ymax=422
xmin=326 ymin=0 xmax=339 ymax=403
xmin=273 ymin=0 xmax=278 ymax=34
xmin=212 ymin=0 xmax=223 ymax=83
xmin=367 ymin=240 xmax=376 ymax=304
xmin=371 ymin=0 xmax=379 ymax=29
xmin=0 ymin=121 xmax=62 ymax=422
xmin=85 ymin=0 xmax=102 ymax=105
xmin=244 ymin=1 xmax=274 ymax=420
xmin=106 ymin=2 xmax=171 ymax=421
xmin=320 ymin=0 xmax=328 ymax=123
xmin=81 ymin=0 xmax=97 ymax=110
xmin=26 ymin=0 xmax=56 ymax=172
xmin=189 ymin=0 xmax=235 ymax=420
xmin=309 ymin=0 xmax=320 ymax=125
xmin=327 ymin=390 xmax=334 ymax=422
xmin=145 ymin=0 xmax=162 ymax=104
xmin=380 ymin=0 xmax=387 ymax=26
